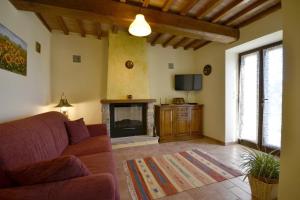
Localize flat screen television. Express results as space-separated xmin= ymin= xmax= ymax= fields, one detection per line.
xmin=175 ymin=74 xmax=202 ymax=91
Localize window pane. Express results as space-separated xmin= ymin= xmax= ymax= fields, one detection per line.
xmin=262 ymin=45 xmax=283 ymax=148
xmin=239 ymin=52 xmax=260 ymax=143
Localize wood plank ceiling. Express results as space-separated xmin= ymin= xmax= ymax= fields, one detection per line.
xmin=10 ymin=0 xmax=281 ymax=50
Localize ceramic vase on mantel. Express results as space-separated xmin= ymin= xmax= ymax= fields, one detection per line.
xmin=248 ymin=176 xmax=278 ymax=200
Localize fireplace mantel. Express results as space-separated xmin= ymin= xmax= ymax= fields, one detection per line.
xmin=101 ymin=99 xmax=156 ymax=104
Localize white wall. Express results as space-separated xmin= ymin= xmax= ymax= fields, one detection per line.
xmin=278 ymin=1 xmax=300 ymax=198
xmin=148 ymin=45 xmax=197 ymax=104
xmin=51 ymin=32 xmax=108 ymax=124
xmin=0 ymin=0 xmax=51 ymax=123
xmin=194 ymin=10 xmax=282 ymax=142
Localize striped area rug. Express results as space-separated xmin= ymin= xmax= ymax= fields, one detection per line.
xmin=124 ymin=149 xmax=242 ymax=200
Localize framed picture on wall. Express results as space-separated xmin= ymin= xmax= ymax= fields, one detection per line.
xmin=0 ymin=23 xmax=27 ymax=76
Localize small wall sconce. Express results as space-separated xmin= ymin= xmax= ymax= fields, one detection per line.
xmin=55 ymin=92 xmax=73 ymax=118
xmin=35 ymin=41 xmax=41 ymax=53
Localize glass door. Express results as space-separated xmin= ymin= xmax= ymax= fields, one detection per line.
xmin=238 ymin=42 xmax=283 ymax=151
xmin=239 ymin=52 xmax=260 ymax=144
xmin=262 ymin=45 xmax=283 ymax=148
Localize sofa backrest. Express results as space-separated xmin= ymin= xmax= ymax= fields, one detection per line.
xmin=0 ymin=112 xmax=69 ymax=170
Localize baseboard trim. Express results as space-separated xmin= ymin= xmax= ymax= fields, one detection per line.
xmin=203 ymin=135 xmax=225 ymax=145
xmin=203 ymin=135 xmax=238 ymax=146
xmin=224 ymin=141 xmax=238 ymax=146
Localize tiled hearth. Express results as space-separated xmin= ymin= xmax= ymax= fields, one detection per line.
xmin=101 ymin=99 xmax=156 ymax=137
xmin=111 ymin=136 xmax=159 ymax=149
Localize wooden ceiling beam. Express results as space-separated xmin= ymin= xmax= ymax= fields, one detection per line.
xmin=173 ymin=37 xmax=189 ymax=49
xmin=9 ymin=0 xmax=239 ymax=43
xmin=211 ymin=0 xmax=243 ymax=23
xmin=35 ymin=13 xmax=51 ymax=32
xmin=224 ymin=0 xmax=268 ymax=25
xmin=184 ymin=39 xmax=199 ymax=50
xmin=77 ymin=19 xmax=86 ymax=37
xmin=142 ymin=0 xmax=150 ymax=7
xmin=95 ymin=22 xmax=102 ymax=39
xmin=196 ymin=0 xmax=222 ymax=19
xmin=56 ymin=16 xmax=69 ymax=35
xmin=237 ymin=2 xmax=281 ymax=28
xmin=194 ymin=40 xmax=210 ymax=50
xmin=180 ymin=0 xmax=199 ymax=16
xmin=162 ymin=0 xmax=174 ymax=12
xmin=120 ymin=0 xmax=126 ymax=2
xmin=162 ymin=35 xmax=176 ymax=47
xmin=151 ymin=33 xmax=163 ymax=46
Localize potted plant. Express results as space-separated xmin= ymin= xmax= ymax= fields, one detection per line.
xmin=240 ymin=148 xmax=280 ymax=200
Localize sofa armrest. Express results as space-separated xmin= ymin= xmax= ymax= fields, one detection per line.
xmin=86 ymin=124 xmax=108 ymax=137
xmin=0 ymin=174 xmax=116 ymax=200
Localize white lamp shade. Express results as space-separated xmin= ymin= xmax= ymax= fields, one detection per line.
xmin=129 ymin=14 xmax=152 ymax=37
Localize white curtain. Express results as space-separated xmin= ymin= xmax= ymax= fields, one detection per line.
xmin=238 ymin=52 xmax=260 ymax=143
xmin=262 ymin=45 xmax=283 ymax=148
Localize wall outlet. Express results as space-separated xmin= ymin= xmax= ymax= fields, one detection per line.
xmin=168 ymin=63 xmax=174 ymax=69
xmin=73 ymin=55 xmax=81 ymax=63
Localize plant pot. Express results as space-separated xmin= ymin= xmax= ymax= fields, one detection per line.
xmin=248 ymin=176 xmax=278 ymax=200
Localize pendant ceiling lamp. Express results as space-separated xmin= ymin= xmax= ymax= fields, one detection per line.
xmin=129 ymin=14 xmax=152 ymax=37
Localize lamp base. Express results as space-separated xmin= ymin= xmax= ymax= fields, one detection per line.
xmin=61 ymin=110 xmax=69 ymax=119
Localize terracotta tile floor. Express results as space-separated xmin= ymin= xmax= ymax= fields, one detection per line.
xmin=112 ymin=138 xmax=253 ymax=200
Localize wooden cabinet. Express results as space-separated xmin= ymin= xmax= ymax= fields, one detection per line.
xmin=160 ymin=107 xmax=174 ymax=138
xmin=190 ymin=106 xmax=203 ymax=135
xmin=155 ymin=104 xmax=203 ymax=142
xmin=174 ymin=107 xmax=190 ymax=136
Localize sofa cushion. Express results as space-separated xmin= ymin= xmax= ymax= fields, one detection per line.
xmin=87 ymin=124 xmax=108 ymax=137
xmin=0 ymin=168 xmax=14 ymax=188
xmin=65 ymin=118 xmax=90 ymax=144
xmin=0 ymin=174 xmax=117 ymax=200
xmin=38 ymin=112 xmax=69 ymax=155
xmin=78 ymin=152 xmax=119 ymax=200
xmin=0 ymin=112 xmax=69 ymax=170
xmin=9 ymin=155 xmax=91 ymax=186
xmin=62 ymin=136 xmax=112 ymax=156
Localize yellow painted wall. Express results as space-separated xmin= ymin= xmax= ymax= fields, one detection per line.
xmin=107 ymin=31 xmax=149 ymax=99
xmin=278 ymin=1 xmax=300 ymax=199
xmin=50 ymin=31 xmax=198 ymax=123
xmin=194 ymin=10 xmax=282 ymax=142
xmin=51 ymin=32 xmax=108 ymax=124
xmin=0 ymin=0 xmax=51 ymax=123
xmin=147 ymin=44 xmax=197 ymax=104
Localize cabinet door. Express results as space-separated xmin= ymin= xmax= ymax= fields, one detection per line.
xmin=174 ymin=107 xmax=191 ymax=136
xmin=160 ymin=108 xmax=174 ymax=138
xmin=191 ymin=106 xmax=202 ymax=135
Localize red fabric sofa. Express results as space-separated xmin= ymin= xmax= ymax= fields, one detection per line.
xmin=0 ymin=112 xmax=120 ymax=200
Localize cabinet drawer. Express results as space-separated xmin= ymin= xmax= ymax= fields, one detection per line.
xmin=176 ymin=113 xmax=188 ymax=120
xmin=175 ymin=108 xmax=190 ymax=120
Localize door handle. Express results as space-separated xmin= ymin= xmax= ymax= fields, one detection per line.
xmin=261 ymin=99 xmax=269 ymax=107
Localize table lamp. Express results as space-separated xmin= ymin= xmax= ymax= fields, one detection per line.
xmin=55 ymin=93 xmax=72 ymax=118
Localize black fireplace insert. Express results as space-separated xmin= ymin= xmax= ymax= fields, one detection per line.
xmin=109 ymin=103 xmax=147 ymax=138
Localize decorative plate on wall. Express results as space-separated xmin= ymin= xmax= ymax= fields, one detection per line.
xmin=125 ymin=60 xmax=134 ymax=69
xmin=203 ymin=64 xmax=212 ymax=76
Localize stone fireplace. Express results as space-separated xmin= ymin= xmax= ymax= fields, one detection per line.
xmin=101 ymin=32 xmax=155 ymax=138
xmin=101 ymin=99 xmax=155 ymax=137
